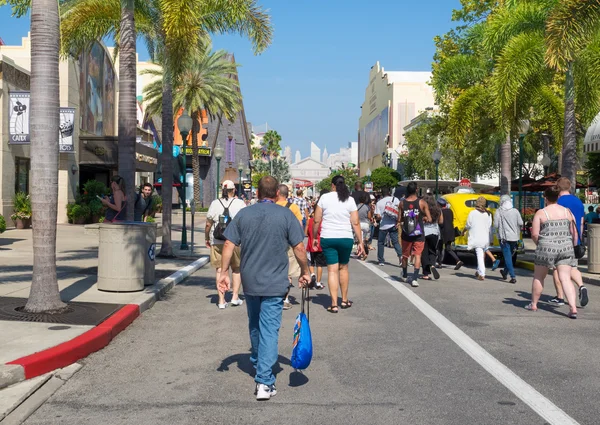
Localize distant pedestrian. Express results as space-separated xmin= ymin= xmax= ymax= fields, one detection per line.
xmin=494 ymin=195 xmax=523 ymax=284
xmin=351 ymin=181 xmax=368 ymax=205
xmin=313 ymin=175 xmax=365 ymax=312
xmin=357 ymin=192 xmax=372 ymax=260
xmin=528 ymin=185 xmax=578 ymax=318
xmin=421 ymin=194 xmax=443 ymax=280
xmin=102 ymin=175 xmax=127 ymax=222
xmin=291 ymin=189 xmax=310 ymax=230
xmin=306 ymin=210 xmax=326 ymax=290
xmin=437 ymin=198 xmax=463 ymax=269
xmin=218 ymin=176 xmax=310 ymax=400
xmin=206 ymin=180 xmax=246 ymax=309
xmin=134 ymin=182 xmax=154 ymax=222
xmin=375 ymin=188 xmax=402 ymax=266
xmin=585 ymin=205 xmax=598 ymax=225
xmin=398 ymin=181 xmax=432 ymax=287
xmin=463 ymin=196 xmax=492 ymax=280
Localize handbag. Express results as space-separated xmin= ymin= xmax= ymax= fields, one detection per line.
xmin=291 ymin=287 xmax=312 ymax=370
xmin=573 ymin=220 xmax=586 ymax=259
xmin=454 ymin=227 xmax=461 ymax=238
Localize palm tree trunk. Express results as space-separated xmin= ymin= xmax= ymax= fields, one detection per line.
xmin=117 ymin=0 xmax=137 ymax=220
xmin=500 ymin=132 xmax=512 ymax=195
xmin=25 ymin=0 xmax=66 ymax=313
xmin=191 ymin=110 xmax=201 ymax=205
xmin=562 ymin=62 xmax=577 ymax=193
xmin=158 ymin=74 xmax=175 ymax=257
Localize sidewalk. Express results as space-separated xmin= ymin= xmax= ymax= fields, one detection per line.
xmin=0 ymin=212 xmax=209 ymax=402
xmin=517 ymin=238 xmax=600 ymax=286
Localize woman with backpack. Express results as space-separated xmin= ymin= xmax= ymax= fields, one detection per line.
xmin=205 ymin=180 xmax=246 ymax=309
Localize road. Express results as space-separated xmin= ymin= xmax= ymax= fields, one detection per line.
xmin=22 ymin=252 xmax=600 ymax=425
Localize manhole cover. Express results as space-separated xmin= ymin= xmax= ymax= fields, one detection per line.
xmin=0 ymin=297 xmax=124 ymax=326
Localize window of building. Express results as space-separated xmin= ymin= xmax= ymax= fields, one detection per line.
xmin=15 ymin=157 xmax=30 ymax=194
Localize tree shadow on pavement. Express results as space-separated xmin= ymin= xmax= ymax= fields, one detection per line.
xmin=217 ymin=352 xmax=290 ymax=379
xmin=0 ymin=238 xmax=25 ymax=247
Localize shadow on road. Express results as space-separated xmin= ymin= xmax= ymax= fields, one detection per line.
xmin=217 ymin=352 xmax=291 ymax=380
xmin=0 ymin=238 xmax=25 ymax=247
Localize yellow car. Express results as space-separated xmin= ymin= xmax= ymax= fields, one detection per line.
xmin=441 ymin=193 xmax=524 ymax=258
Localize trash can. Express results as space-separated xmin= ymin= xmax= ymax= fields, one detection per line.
xmin=98 ymin=222 xmax=154 ymax=292
xmin=144 ymin=222 xmax=157 ymax=286
xmin=588 ymin=224 xmax=600 ymax=273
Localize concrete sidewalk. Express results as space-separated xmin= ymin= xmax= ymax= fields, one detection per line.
xmin=0 ymin=212 xmax=209 ymax=400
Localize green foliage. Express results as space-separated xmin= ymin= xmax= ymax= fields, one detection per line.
xmin=66 ymin=203 xmax=76 ymax=224
xmin=252 ymin=158 xmax=290 ymax=184
xmin=261 ymin=130 xmax=282 ymax=158
xmin=364 ymin=168 xmax=401 ymax=192
xmin=88 ymin=199 xmax=104 ymax=216
xmin=150 ymin=194 xmax=162 ymax=212
xmin=71 ymin=204 xmax=91 ymax=220
xmin=0 ymin=214 xmax=6 ymax=233
xmin=316 ymin=168 xmax=358 ymax=193
xmin=145 ymin=216 xmax=156 ymax=223
xmin=83 ymin=180 xmax=109 ymax=199
xmin=11 ymin=192 xmax=32 ymax=220
xmin=585 ymin=153 xmax=600 ymax=186
xmin=251 ymin=171 xmax=269 ymax=188
xmin=66 ymin=180 xmax=109 ymax=223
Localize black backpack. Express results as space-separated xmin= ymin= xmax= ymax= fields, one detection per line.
xmin=213 ymin=199 xmax=233 ymax=241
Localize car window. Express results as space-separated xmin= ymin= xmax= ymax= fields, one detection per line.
xmin=465 ymin=200 xmax=499 ymax=209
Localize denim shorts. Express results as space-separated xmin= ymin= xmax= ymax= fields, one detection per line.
xmin=320 ymin=238 xmax=354 ymax=265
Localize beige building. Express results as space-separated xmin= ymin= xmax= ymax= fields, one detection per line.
xmin=358 ymin=62 xmax=435 ymax=176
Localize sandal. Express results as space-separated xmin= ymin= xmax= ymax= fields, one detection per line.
xmin=340 ymin=300 xmax=353 ymax=309
xmin=327 ymin=306 xmax=339 ymax=313
xmin=422 ymin=275 xmax=432 ymax=281
xmin=568 ymin=311 xmax=577 ymax=319
xmin=524 ymin=303 xmax=538 ymax=311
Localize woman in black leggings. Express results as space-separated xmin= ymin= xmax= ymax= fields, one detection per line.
xmin=422 ymin=194 xmax=443 ymax=280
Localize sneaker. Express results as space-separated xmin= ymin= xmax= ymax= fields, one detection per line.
xmin=580 ymin=286 xmax=589 ymax=307
xmin=309 ymin=274 xmax=317 ymax=289
xmin=509 ymin=278 xmax=517 ymax=284
xmin=492 ymin=259 xmax=500 ymax=271
xmin=549 ymin=297 xmax=565 ymax=306
xmin=477 ymin=275 xmax=485 ymax=281
xmin=454 ymin=261 xmax=464 ymax=270
xmin=218 ymin=303 xmax=228 ymax=309
xmin=230 ymin=299 xmax=244 ymax=306
xmin=315 ymin=282 xmax=324 ymax=290
xmin=431 ymin=266 xmax=440 ymax=280
xmin=500 ymin=269 xmax=508 ymax=280
xmin=411 ymin=279 xmax=419 ymax=288
xmin=256 ymin=383 xmax=277 ymax=400
xmin=283 ymin=300 xmax=292 ymax=310
xmin=378 ymin=262 xmax=385 ymax=266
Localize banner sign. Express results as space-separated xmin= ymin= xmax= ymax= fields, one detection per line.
xmin=59 ymin=107 xmax=75 ymax=152
xmin=183 ymin=146 xmax=212 ymax=156
xmin=9 ymin=92 xmax=30 ymax=144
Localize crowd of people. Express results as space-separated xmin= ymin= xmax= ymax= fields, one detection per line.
xmin=204 ymin=174 xmax=589 ymax=400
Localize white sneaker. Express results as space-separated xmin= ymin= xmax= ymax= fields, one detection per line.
xmin=230 ymin=299 xmax=244 ymax=306
xmin=411 ymin=279 xmax=419 ymax=288
xmin=315 ymin=282 xmax=324 ymax=290
xmin=256 ymin=383 xmax=277 ymax=400
xmin=218 ymin=302 xmax=228 ymax=309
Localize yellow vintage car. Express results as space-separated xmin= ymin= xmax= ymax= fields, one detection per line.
xmin=441 ymin=193 xmax=524 ymax=258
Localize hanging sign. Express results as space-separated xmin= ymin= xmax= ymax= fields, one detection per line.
xmin=59 ymin=107 xmax=76 ymax=152
xmin=9 ymin=92 xmax=30 ymax=144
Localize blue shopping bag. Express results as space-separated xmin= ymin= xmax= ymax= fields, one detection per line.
xmin=291 ymin=288 xmax=312 ymax=370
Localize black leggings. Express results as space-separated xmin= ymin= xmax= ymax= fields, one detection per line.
xmin=437 ymin=241 xmax=460 ymax=264
xmin=422 ymin=234 xmax=439 ymax=275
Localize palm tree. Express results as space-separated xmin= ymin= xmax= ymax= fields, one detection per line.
xmin=143 ymin=46 xmax=242 ymax=205
xmin=26 ymin=0 xmax=67 ymax=313
xmin=62 ymin=0 xmax=272 ymax=256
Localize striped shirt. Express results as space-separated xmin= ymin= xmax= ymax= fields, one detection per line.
xmin=290 ymin=197 xmax=308 ymax=219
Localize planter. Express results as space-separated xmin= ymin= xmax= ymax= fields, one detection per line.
xmin=74 ymin=216 xmax=87 ymax=225
xmin=91 ymin=214 xmax=101 ymax=223
xmin=14 ymin=218 xmax=31 ymax=229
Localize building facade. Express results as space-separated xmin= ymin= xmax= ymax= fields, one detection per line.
xmin=358 ymin=62 xmax=435 ymax=176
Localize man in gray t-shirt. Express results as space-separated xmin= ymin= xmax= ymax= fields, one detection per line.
xmin=219 ymin=176 xmax=310 ymax=401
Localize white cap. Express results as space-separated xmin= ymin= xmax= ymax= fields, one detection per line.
xmin=222 ymin=180 xmax=235 ymax=189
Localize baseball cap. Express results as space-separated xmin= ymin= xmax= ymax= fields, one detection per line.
xmin=437 ymin=198 xmax=447 ymax=206
xmin=222 ymin=180 xmax=235 ymax=189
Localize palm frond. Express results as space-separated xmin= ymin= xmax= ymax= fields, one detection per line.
xmin=574 ymin=33 xmax=600 ymax=126
xmin=447 ymin=85 xmax=491 ymax=146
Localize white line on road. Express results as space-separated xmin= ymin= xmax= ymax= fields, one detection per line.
xmin=359 ymin=261 xmax=580 ymax=425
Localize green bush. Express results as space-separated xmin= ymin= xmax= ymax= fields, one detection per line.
xmin=83 ymin=180 xmax=109 ymax=201
xmin=71 ymin=204 xmax=91 ymax=221
xmin=88 ymin=198 xmax=104 ymax=216
xmin=66 ymin=203 xmax=76 ymax=223
xmin=0 ymin=214 xmax=6 ymax=233
xmin=150 ymin=194 xmax=162 ymax=212
xmin=11 ymin=192 xmax=32 ymax=221
xmin=145 ymin=216 xmax=156 ymax=223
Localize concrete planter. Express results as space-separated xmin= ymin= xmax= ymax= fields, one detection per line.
xmin=13 ymin=218 xmax=31 ymax=229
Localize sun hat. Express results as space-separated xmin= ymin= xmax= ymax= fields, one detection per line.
xmin=222 ymin=180 xmax=235 ymax=189
xmin=475 ymin=196 xmax=487 ymax=208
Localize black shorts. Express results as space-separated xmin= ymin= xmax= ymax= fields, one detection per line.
xmin=308 ymin=251 xmax=327 ymax=268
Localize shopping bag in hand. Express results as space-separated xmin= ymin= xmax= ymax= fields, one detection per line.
xmin=291 ymin=287 xmax=312 ymax=370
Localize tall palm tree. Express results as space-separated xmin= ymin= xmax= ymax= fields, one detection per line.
xmin=62 ymin=0 xmax=272 ymax=256
xmin=26 ymin=0 xmax=67 ymax=313
xmin=143 ymin=46 xmax=242 ymax=205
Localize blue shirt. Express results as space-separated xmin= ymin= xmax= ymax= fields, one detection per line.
xmin=557 ymin=194 xmax=585 ymax=243
xmin=585 ymin=211 xmax=598 ymax=224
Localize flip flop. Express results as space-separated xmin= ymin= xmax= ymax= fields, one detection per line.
xmin=340 ymin=300 xmax=353 ymax=309
xmin=524 ymin=303 xmax=538 ymax=311
xmin=327 ymin=306 xmax=339 ymax=313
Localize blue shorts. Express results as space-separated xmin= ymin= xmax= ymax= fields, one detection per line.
xmin=320 ymin=238 xmax=354 ymax=265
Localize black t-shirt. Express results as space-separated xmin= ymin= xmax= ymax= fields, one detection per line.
xmin=351 ymin=190 xmax=368 ymax=205
xmin=440 ymin=208 xmax=455 ymax=243
xmin=401 ymin=198 xmax=425 ymax=242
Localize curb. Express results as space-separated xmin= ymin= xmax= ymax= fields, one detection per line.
xmin=516 ymin=259 xmax=600 ymax=287
xmin=0 ymin=256 xmax=209 ymax=390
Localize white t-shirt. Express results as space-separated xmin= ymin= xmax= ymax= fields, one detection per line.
xmin=375 ymin=196 xmax=401 ymax=231
xmin=317 ymin=192 xmax=357 ymax=239
xmin=207 ymin=197 xmax=246 ymax=245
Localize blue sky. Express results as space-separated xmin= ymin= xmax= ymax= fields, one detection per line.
xmin=0 ymin=0 xmax=461 ymax=158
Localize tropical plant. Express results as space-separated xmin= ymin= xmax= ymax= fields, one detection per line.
xmin=252 ymin=157 xmax=290 ymax=184
xmin=0 ymin=214 xmax=6 ymax=234
xmin=260 ymin=130 xmax=282 ymax=175
xmin=11 ymin=192 xmax=32 ymax=221
xmin=251 ymin=171 xmax=269 ymax=188
xmin=362 ymin=167 xmax=402 ymax=192
xmin=143 ymin=45 xmax=242 ymax=205
xmin=70 ymin=204 xmax=91 ymax=223
xmin=316 ymin=168 xmax=359 ymax=193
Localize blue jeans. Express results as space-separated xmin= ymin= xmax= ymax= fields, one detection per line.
xmin=377 ymin=227 xmax=402 ymax=263
xmin=501 ymin=241 xmax=517 ymax=279
xmin=245 ymin=295 xmax=284 ymax=386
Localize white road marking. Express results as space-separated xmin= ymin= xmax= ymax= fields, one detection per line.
xmin=359 ymin=261 xmax=580 ymax=425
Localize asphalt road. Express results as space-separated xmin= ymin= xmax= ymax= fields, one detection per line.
xmin=23 ymin=249 xmax=600 ymax=425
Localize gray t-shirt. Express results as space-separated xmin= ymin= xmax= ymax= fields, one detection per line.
xmin=224 ymin=202 xmax=305 ymax=297
xmin=357 ymin=203 xmax=370 ymax=223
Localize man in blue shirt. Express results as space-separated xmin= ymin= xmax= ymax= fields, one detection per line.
xmin=585 ymin=205 xmax=598 ymax=225
xmin=551 ymin=177 xmax=589 ymax=307
xmin=218 ymin=176 xmax=311 ymax=401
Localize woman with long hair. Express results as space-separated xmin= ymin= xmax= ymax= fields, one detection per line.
xmin=422 ymin=194 xmax=443 ymax=280
xmin=463 ymin=196 xmax=493 ymax=280
xmin=357 ymin=192 xmax=373 ymax=260
xmin=102 ymin=175 xmax=127 ymax=222
xmin=313 ymin=176 xmax=365 ymax=313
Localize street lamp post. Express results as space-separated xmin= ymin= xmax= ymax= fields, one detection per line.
xmin=244 ymin=165 xmax=251 ymax=198
xmin=541 ymin=154 xmax=551 ymax=178
xmin=237 ymin=160 xmax=244 ymax=198
xmin=214 ymin=143 xmax=224 ymax=201
xmin=177 ymin=111 xmax=193 ymax=251
xmin=432 ymin=149 xmax=442 ymax=197
xmin=518 ymin=134 xmax=525 ymax=214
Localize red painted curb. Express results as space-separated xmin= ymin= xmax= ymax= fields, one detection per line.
xmin=7 ymin=304 xmax=140 ymax=379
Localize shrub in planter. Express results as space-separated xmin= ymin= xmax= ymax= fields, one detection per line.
xmin=66 ymin=203 xmax=76 ymax=223
xmin=11 ymin=192 xmax=32 ymax=228
xmin=145 ymin=216 xmax=156 ymax=223
xmin=82 ymin=180 xmax=109 ymax=201
xmin=88 ymin=198 xmax=105 ymax=223
xmin=0 ymin=214 xmax=6 ymax=234
xmin=150 ymin=194 xmax=162 ymax=216
xmin=71 ymin=204 xmax=91 ymax=224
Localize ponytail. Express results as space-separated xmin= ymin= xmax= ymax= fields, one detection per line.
xmin=332 ymin=175 xmax=350 ymax=202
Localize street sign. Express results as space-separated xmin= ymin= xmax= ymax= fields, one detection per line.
xmin=459 ymin=178 xmax=472 ymax=187
xmin=365 ymin=182 xmax=373 ymax=192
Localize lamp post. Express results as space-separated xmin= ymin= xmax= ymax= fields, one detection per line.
xmin=518 ymin=134 xmax=525 ymax=214
xmin=432 ymin=148 xmax=442 ymax=197
xmin=244 ymin=165 xmax=251 ymax=197
xmin=214 ymin=143 xmax=224 ymax=201
xmin=237 ymin=160 xmax=244 ymax=198
xmin=541 ymin=154 xmax=551 ymax=178
xmin=177 ymin=111 xmax=193 ymax=250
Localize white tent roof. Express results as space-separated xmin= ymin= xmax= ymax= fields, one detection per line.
xmin=584 ymin=111 xmax=600 ymax=150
